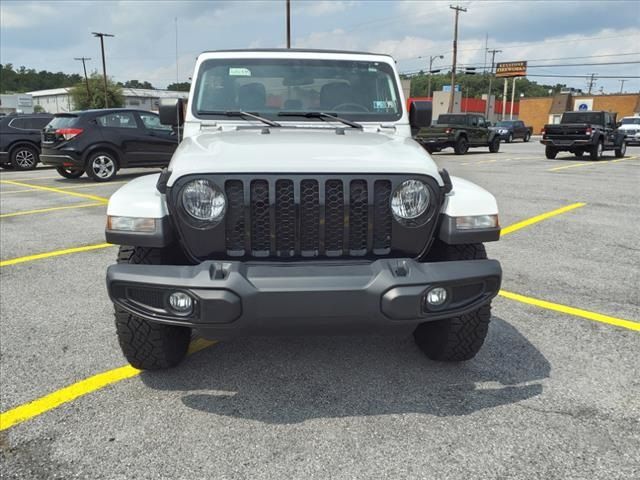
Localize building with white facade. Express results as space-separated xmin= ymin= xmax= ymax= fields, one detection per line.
xmin=26 ymin=87 xmax=188 ymax=113
xmin=0 ymin=94 xmax=34 ymax=114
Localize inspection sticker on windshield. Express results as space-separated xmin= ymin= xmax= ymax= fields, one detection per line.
xmin=229 ymin=67 xmax=251 ymax=76
xmin=373 ymin=100 xmax=395 ymax=110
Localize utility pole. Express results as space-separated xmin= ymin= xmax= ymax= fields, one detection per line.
xmin=485 ymin=48 xmax=501 ymax=117
xmin=286 ymin=0 xmax=291 ymax=48
xmin=448 ymin=4 xmax=467 ymax=113
xmin=619 ymin=79 xmax=626 ymax=93
xmin=427 ymin=54 xmax=444 ymax=98
xmin=92 ymin=32 xmax=114 ymax=108
xmin=74 ymin=57 xmax=91 ymax=99
xmin=586 ymin=73 xmax=597 ymax=95
xmin=175 ymin=17 xmax=179 ymax=84
xmin=510 ymin=77 xmax=517 ymax=120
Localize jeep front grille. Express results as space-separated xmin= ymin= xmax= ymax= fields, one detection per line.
xmin=223 ymin=178 xmax=392 ymax=258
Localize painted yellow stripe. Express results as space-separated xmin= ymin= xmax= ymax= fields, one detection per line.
xmin=0 ymin=180 xmax=128 ymax=195
xmin=0 ymin=180 xmax=108 ymax=203
xmin=501 ymin=202 xmax=586 ymax=236
xmin=0 ymin=202 xmax=104 ymax=218
xmin=0 ymin=339 xmax=217 ymax=431
xmin=499 ymin=290 xmax=640 ymax=332
xmin=548 ymin=162 xmax=590 ymax=172
xmin=549 ymin=155 xmax=638 ymax=172
xmin=0 ymin=243 xmax=114 ymax=267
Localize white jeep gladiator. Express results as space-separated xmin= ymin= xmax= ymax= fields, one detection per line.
xmin=105 ymin=49 xmax=502 ymax=370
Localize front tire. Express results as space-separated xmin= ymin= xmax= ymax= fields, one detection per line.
xmin=506 ymin=133 xmax=513 ymax=143
xmin=10 ymin=145 xmax=39 ymax=170
xmin=114 ymin=246 xmax=191 ymax=370
xmin=86 ymin=151 xmax=118 ymax=182
xmin=56 ymin=166 xmax=84 ymax=179
xmin=454 ymin=136 xmax=469 ymax=155
xmin=523 ymin=132 xmax=531 ymax=142
xmin=545 ymin=146 xmax=558 ymax=159
xmin=414 ymin=242 xmax=493 ymax=361
xmin=614 ymin=141 xmax=626 ymax=158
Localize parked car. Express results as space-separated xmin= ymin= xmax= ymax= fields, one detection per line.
xmin=540 ymin=111 xmax=626 ymax=160
xmin=414 ymin=113 xmax=501 ymax=154
xmin=104 ymin=49 xmax=502 ymax=370
xmin=0 ymin=113 xmax=54 ymax=170
xmin=41 ymin=108 xmax=178 ymax=181
xmin=617 ymin=116 xmax=640 ymax=146
xmin=489 ymin=120 xmax=532 ymax=143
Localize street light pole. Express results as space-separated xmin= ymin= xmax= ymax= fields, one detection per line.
xmin=286 ymin=0 xmax=291 ymax=48
xmin=74 ymin=57 xmax=91 ymax=99
xmin=448 ymin=4 xmax=467 ymax=113
xmin=427 ymin=54 xmax=444 ymax=99
xmin=92 ymin=32 xmax=114 ymax=108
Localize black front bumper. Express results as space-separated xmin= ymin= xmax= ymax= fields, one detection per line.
xmin=107 ymin=258 xmax=501 ymax=337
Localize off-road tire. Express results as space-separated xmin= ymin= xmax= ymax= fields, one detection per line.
xmin=454 ymin=136 xmax=469 ymax=155
xmin=0 ymin=162 xmax=14 ymax=169
xmin=56 ymin=166 xmax=84 ymax=179
xmin=114 ymin=246 xmax=191 ymax=370
xmin=523 ymin=132 xmax=531 ymax=142
xmin=545 ymin=146 xmax=558 ymax=159
xmin=506 ymin=133 xmax=513 ymax=143
xmin=10 ymin=144 xmax=39 ymax=170
xmin=489 ymin=136 xmax=500 ymax=153
xmin=415 ymin=241 xmax=492 ymax=361
xmin=589 ymin=140 xmax=604 ymax=161
xmin=614 ymin=141 xmax=626 ymax=158
xmin=574 ymin=150 xmax=584 ymax=158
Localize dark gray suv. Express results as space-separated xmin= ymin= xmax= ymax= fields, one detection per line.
xmin=0 ymin=113 xmax=53 ymax=170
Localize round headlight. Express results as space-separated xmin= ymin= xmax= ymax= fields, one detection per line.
xmin=182 ymin=179 xmax=226 ymax=222
xmin=391 ymin=180 xmax=430 ymax=220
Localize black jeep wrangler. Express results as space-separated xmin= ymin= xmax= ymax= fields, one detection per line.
xmin=414 ymin=113 xmax=501 ymax=155
xmin=541 ymin=111 xmax=626 ymax=160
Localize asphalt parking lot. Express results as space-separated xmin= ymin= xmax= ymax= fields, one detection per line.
xmin=1 ymin=141 xmax=639 ymax=479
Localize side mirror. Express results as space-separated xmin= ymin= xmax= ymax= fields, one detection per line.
xmin=409 ymin=100 xmax=432 ymax=137
xmin=159 ymin=98 xmax=185 ymax=127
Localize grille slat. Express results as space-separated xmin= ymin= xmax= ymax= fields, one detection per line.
xmin=225 ymin=177 xmax=392 ymax=258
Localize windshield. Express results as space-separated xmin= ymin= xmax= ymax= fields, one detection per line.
xmin=561 ymin=112 xmax=603 ymax=124
xmin=47 ymin=115 xmax=79 ymax=129
xmin=495 ymin=121 xmax=514 ymax=127
xmin=192 ymin=58 xmax=401 ymax=122
xmin=621 ymin=117 xmax=640 ymax=125
xmin=437 ymin=115 xmax=467 ymax=125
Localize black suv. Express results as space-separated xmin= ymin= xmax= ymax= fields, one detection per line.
xmin=0 ymin=113 xmax=54 ymax=170
xmin=414 ymin=113 xmax=501 ymax=154
xmin=41 ymin=109 xmax=178 ymax=181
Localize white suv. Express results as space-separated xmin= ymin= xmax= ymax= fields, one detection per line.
xmin=104 ymin=49 xmax=502 ymax=370
xmin=618 ymin=116 xmax=640 ymax=145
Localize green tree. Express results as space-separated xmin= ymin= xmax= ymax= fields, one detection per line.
xmin=122 ymin=79 xmax=155 ymax=89
xmin=0 ymin=63 xmax=82 ymax=93
xmin=167 ymin=82 xmax=190 ymax=92
xmin=70 ymin=73 xmax=124 ymax=109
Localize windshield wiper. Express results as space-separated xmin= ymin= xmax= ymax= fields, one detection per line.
xmin=278 ymin=111 xmax=363 ymax=130
xmin=197 ymin=110 xmax=281 ymax=127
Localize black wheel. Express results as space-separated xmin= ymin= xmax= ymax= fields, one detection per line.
xmin=114 ymin=246 xmax=191 ymax=370
xmin=589 ymin=140 xmax=604 ymax=161
xmin=574 ymin=150 xmax=584 ymax=158
xmin=86 ymin=151 xmax=118 ymax=182
xmin=489 ymin=136 xmax=500 ymax=153
xmin=10 ymin=145 xmax=39 ymax=170
xmin=0 ymin=162 xmax=14 ymax=170
xmin=523 ymin=132 xmax=531 ymax=142
xmin=506 ymin=133 xmax=513 ymax=143
xmin=545 ymin=146 xmax=558 ymax=159
xmin=415 ymin=242 xmax=492 ymax=362
xmin=614 ymin=141 xmax=626 ymax=158
xmin=56 ymin=166 xmax=84 ymax=179
xmin=454 ymin=136 xmax=469 ymax=155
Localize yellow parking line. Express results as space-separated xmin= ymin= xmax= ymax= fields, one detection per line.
xmin=501 ymin=202 xmax=586 ymax=236
xmin=0 ymin=181 xmax=127 ymax=195
xmin=499 ymin=290 xmax=639 ymax=332
xmin=548 ymin=162 xmax=591 ymax=172
xmin=0 ymin=180 xmax=108 ymax=203
xmin=0 ymin=243 xmax=114 ymax=267
xmin=549 ymin=155 xmax=638 ymax=172
xmin=0 ymin=175 xmax=62 ymax=182
xmin=0 ymin=202 xmax=104 ymax=219
xmin=0 ymin=338 xmax=216 ymax=432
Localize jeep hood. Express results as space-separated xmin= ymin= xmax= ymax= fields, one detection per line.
xmin=167 ymin=129 xmax=442 ymax=186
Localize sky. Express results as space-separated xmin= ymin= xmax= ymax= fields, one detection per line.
xmin=1 ymin=0 xmax=639 ymax=93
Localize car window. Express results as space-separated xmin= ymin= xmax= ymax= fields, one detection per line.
xmin=26 ymin=117 xmax=51 ymax=129
xmin=48 ymin=115 xmax=79 ymax=129
xmin=469 ymin=116 xmax=478 ymax=127
xmin=621 ymin=118 xmax=640 ymax=125
xmin=139 ymin=112 xmax=171 ymax=131
xmin=97 ymin=112 xmax=138 ymax=129
xmin=8 ymin=118 xmax=28 ymax=129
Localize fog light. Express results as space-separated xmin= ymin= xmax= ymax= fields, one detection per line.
xmin=168 ymin=291 xmax=193 ymax=314
xmin=426 ymin=287 xmax=447 ymax=306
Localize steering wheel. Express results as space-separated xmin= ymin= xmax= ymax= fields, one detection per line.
xmin=331 ymin=103 xmax=369 ymax=112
